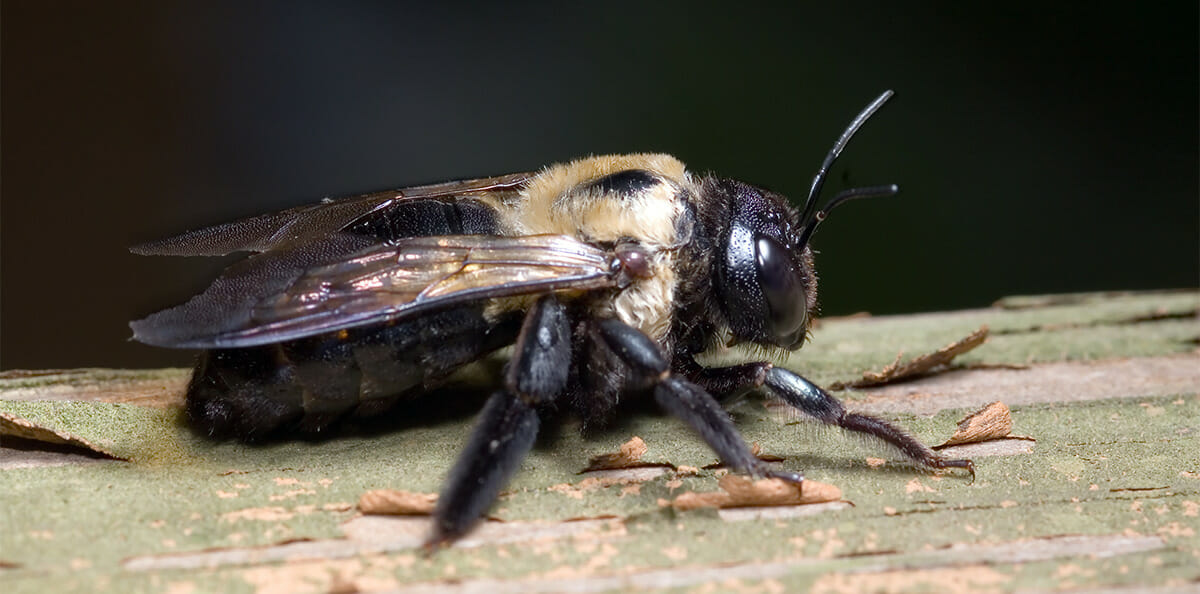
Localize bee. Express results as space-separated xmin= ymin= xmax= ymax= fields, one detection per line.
xmin=132 ymin=91 xmax=973 ymax=549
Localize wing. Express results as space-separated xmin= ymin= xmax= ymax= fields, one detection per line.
xmin=130 ymin=172 xmax=534 ymax=257
xmin=130 ymin=234 xmax=616 ymax=348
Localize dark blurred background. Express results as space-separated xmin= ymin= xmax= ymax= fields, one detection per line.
xmin=3 ymin=3 xmax=1197 ymax=370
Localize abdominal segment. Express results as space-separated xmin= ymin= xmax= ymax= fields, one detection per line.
xmin=186 ymin=306 xmax=521 ymax=441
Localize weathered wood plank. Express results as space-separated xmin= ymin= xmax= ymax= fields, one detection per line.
xmin=1 ymin=290 xmax=1197 ymax=593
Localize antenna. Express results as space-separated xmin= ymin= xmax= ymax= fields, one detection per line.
xmin=796 ymin=184 xmax=898 ymax=248
xmin=795 ymin=90 xmax=897 ymax=247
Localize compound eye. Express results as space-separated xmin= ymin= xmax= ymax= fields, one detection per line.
xmin=755 ymin=236 xmax=807 ymax=339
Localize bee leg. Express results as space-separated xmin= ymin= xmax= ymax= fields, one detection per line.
xmin=425 ymin=296 xmax=572 ymax=550
xmin=424 ymin=390 xmax=538 ymax=552
xmin=597 ymin=320 xmax=801 ymax=484
xmin=763 ymin=367 xmax=974 ymax=479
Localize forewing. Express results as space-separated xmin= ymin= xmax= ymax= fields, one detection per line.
xmin=131 ymin=234 xmax=615 ymax=348
xmin=131 ymin=172 xmax=533 ymax=256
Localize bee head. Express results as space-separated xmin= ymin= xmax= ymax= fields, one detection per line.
xmin=712 ymin=90 xmax=900 ymax=352
xmin=713 ymin=180 xmax=815 ymax=350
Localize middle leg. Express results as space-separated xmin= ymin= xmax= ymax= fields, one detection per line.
xmin=596 ymin=319 xmax=802 ymax=483
xmin=426 ymin=295 xmax=572 ymax=549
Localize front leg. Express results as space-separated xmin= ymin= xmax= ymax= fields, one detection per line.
xmin=597 ymin=320 xmax=802 ymax=483
xmin=763 ymin=367 xmax=974 ymax=476
xmin=426 ymin=296 xmax=572 ymax=550
xmin=674 ymin=357 xmax=771 ymax=400
xmin=676 ymin=357 xmax=973 ymax=477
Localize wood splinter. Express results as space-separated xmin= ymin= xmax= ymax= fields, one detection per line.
xmin=830 ymin=325 xmax=989 ymax=390
xmin=668 ymin=475 xmax=841 ymax=511
xmin=933 ymin=400 xmax=1035 ymax=449
xmin=358 ymin=489 xmax=437 ymax=516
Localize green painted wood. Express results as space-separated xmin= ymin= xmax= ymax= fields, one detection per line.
xmin=1 ymin=290 xmax=1197 ymax=593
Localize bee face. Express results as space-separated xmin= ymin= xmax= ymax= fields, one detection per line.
xmin=711 ymin=178 xmax=816 ymax=351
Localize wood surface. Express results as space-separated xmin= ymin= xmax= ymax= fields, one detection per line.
xmin=1 ymin=290 xmax=1197 ymax=593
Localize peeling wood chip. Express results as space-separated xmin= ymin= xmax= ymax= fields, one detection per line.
xmin=938 ymin=401 xmax=1012 ymax=447
xmin=358 ymin=490 xmax=437 ymax=516
xmin=583 ymin=436 xmax=654 ymax=472
xmin=0 ymin=411 xmax=124 ymax=460
xmin=933 ymin=401 xmax=1035 ymax=449
xmin=830 ymin=326 xmax=989 ymax=390
xmin=669 ymin=475 xmax=841 ymax=510
xmin=668 ymin=491 xmax=725 ymax=511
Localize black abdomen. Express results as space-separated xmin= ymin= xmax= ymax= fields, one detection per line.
xmin=187 ymin=306 xmax=522 ymax=441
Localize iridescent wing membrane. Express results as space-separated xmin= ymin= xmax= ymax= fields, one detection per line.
xmin=131 ymin=173 xmax=533 ymax=257
xmin=130 ymin=174 xmax=618 ymax=349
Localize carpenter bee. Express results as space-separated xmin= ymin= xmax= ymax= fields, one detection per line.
xmin=132 ymin=90 xmax=973 ymax=548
